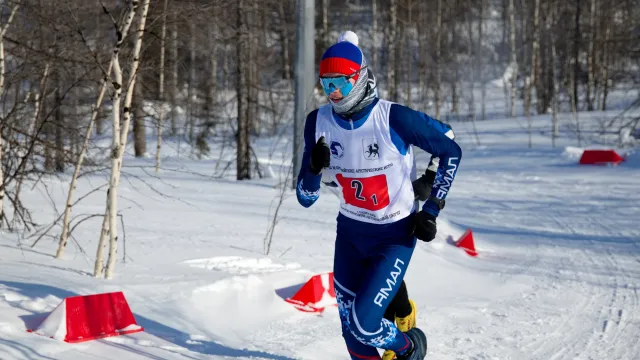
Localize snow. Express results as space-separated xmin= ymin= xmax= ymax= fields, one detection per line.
xmin=1 ymin=89 xmax=639 ymax=359
xmin=31 ymin=300 xmax=66 ymax=341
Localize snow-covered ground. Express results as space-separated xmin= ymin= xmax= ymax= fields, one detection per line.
xmin=1 ymin=86 xmax=639 ymax=359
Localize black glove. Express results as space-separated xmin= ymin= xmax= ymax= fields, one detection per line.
xmin=413 ymin=211 xmax=437 ymax=242
xmin=309 ymin=136 xmax=330 ymax=175
xmin=412 ymin=169 xmax=436 ymax=201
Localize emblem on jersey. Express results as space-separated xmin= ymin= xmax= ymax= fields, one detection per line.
xmin=330 ymin=140 xmax=344 ymax=159
xmin=363 ymin=138 xmax=380 ymax=160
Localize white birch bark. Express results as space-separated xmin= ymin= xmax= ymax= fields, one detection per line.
xmin=156 ymin=0 xmax=168 ymax=173
xmin=104 ymin=0 xmax=150 ymax=280
xmin=94 ymin=1 xmax=138 ymax=278
xmin=57 ymin=59 xmax=114 ymax=259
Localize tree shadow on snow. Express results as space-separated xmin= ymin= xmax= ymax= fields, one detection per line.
xmin=0 ymin=281 xmax=297 ymax=360
xmin=0 ymin=338 xmax=58 ymax=360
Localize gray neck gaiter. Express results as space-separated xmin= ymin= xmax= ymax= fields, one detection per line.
xmin=332 ymin=67 xmax=378 ymax=116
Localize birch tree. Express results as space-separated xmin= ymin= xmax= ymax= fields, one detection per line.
xmin=156 ymin=0 xmax=168 ymax=173
xmin=94 ymin=1 xmax=139 ymax=278
xmin=509 ymin=0 xmax=517 ymax=117
xmin=526 ymin=0 xmax=540 ymax=148
xmin=0 ymin=1 xmax=20 ymax=228
xmin=56 ymin=59 xmax=113 ymax=259
xmin=104 ymin=0 xmax=151 ymax=280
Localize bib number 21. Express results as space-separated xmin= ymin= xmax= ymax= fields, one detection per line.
xmin=336 ymin=174 xmax=390 ymax=211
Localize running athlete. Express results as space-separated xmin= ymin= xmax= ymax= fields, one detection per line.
xmin=296 ymin=34 xmax=462 ymax=360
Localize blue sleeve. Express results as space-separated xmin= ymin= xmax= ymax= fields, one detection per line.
xmin=389 ymin=104 xmax=462 ymax=217
xmin=296 ymin=110 xmax=322 ymax=208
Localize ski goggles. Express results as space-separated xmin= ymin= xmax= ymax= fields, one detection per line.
xmin=319 ymin=66 xmax=367 ymax=97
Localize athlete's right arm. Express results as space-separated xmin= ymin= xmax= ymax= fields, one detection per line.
xmin=296 ymin=110 xmax=322 ymax=208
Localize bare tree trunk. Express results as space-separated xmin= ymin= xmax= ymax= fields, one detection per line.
xmin=95 ymin=105 xmax=104 ymax=136
xmin=25 ymin=62 xmax=50 ymax=149
xmin=43 ymin=97 xmax=54 ymax=172
xmin=278 ymin=1 xmax=291 ymax=82
xmin=54 ymin=86 xmax=64 ymax=172
xmin=418 ymin=0 xmax=426 ymax=105
xmin=208 ymin=23 xmax=217 ymax=124
xmin=586 ymin=0 xmax=596 ymax=111
xmin=509 ymin=0 xmax=517 ymax=117
xmin=527 ymin=0 xmax=540 ymax=148
xmin=94 ymin=0 xmax=138 ymax=278
xmin=248 ymin=1 xmax=259 ymax=137
xmin=236 ymin=0 xmax=250 ymax=180
xmin=371 ymin=0 xmax=377 ymax=67
xmin=0 ymin=2 xmax=20 ymax=227
xmin=548 ymin=3 xmax=559 ymax=147
xmin=170 ymin=11 xmax=179 ymax=136
xmin=11 ymin=92 xmax=33 ymax=228
xmin=386 ymin=0 xmax=397 ymax=101
xmin=468 ymin=0 xmax=480 ymax=145
xmin=480 ymin=0 xmax=487 ymax=120
xmin=598 ymin=19 xmax=610 ymax=111
xmin=156 ymin=0 xmax=168 ymax=173
xmin=568 ymin=1 xmax=581 ymax=147
xmin=133 ymin=75 xmax=146 ymax=157
xmin=187 ymin=20 xmax=196 ymax=144
xmin=451 ymin=10 xmax=459 ymax=118
xmin=104 ymin=0 xmax=150 ymax=280
xmin=223 ymin=44 xmax=230 ymax=89
xmin=435 ymin=0 xmax=442 ymax=118
xmin=573 ymin=0 xmax=581 ymax=111
xmin=57 ymin=59 xmax=114 ymax=259
xmin=404 ymin=5 xmax=412 ymax=108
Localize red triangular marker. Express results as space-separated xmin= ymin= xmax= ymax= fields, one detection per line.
xmin=455 ymin=229 xmax=478 ymax=257
xmin=579 ymin=149 xmax=624 ymax=165
xmin=28 ymin=292 xmax=143 ymax=343
xmin=285 ymin=272 xmax=337 ymax=312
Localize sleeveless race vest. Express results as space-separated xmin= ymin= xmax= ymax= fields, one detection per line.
xmin=315 ymin=100 xmax=416 ymax=224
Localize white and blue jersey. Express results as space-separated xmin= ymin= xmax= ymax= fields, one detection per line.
xmin=296 ymin=98 xmax=461 ymax=225
xmin=296 ymin=98 xmax=462 ymax=358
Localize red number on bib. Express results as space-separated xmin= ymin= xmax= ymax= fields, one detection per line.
xmin=335 ymin=174 xmax=390 ymax=211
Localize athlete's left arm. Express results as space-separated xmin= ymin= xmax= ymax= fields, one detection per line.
xmin=388 ymin=104 xmax=462 ymax=217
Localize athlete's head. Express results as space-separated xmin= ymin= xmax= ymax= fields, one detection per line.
xmin=319 ymin=32 xmax=372 ymax=115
